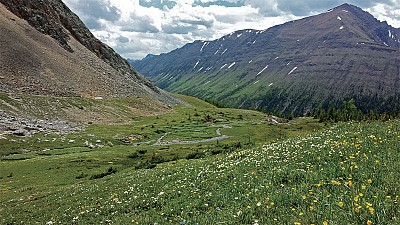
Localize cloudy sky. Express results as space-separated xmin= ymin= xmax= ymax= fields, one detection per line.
xmin=63 ymin=0 xmax=400 ymax=59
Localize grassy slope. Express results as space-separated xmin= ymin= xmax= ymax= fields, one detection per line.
xmin=0 ymin=92 xmax=171 ymax=123
xmin=1 ymin=95 xmax=398 ymax=224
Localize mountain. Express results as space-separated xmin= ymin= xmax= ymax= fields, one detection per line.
xmin=0 ymin=0 xmax=180 ymax=105
xmin=132 ymin=3 xmax=400 ymax=115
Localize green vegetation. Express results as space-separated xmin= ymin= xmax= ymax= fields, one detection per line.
xmin=1 ymin=95 xmax=399 ymax=224
xmin=314 ymin=99 xmax=400 ymax=123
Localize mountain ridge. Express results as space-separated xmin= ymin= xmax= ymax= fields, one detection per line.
xmin=132 ymin=3 xmax=400 ymax=115
xmin=0 ymin=0 xmax=182 ymax=106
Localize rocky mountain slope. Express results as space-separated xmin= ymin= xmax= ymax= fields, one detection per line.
xmin=132 ymin=3 xmax=400 ymax=115
xmin=0 ymin=0 xmax=181 ymax=106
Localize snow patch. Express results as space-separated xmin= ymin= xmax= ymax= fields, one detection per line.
xmin=253 ymin=40 xmax=256 ymax=44
xmin=221 ymin=49 xmax=228 ymax=55
xmin=342 ymin=10 xmax=348 ymax=13
xmin=237 ymin=33 xmax=243 ymax=38
xmin=204 ymin=81 xmax=211 ymax=85
xmin=220 ymin=64 xmax=227 ymax=70
xmin=200 ymin=42 xmax=208 ymax=51
xmin=249 ymin=60 xmax=253 ymax=63
xmin=388 ymin=30 xmax=395 ymax=39
xmin=274 ymin=57 xmax=279 ymax=60
xmin=287 ymin=61 xmax=291 ymax=66
xmin=326 ymin=9 xmax=333 ymax=13
xmin=214 ymin=50 xmax=219 ymax=55
xmin=340 ymin=26 xmax=344 ymax=30
xmin=268 ymin=83 xmax=274 ymax=87
xmin=193 ymin=60 xmax=200 ymax=69
xmin=197 ymin=67 xmax=203 ymax=72
xmin=254 ymin=80 xmax=259 ymax=84
xmin=337 ymin=16 xmax=342 ymax=21
xmin=384 ymin=42 xmax=388 ymax=46
xmin=228 ymin=62 xmax=236 ymax=69
xmin=288 ymin=66 xmax=298 ymax=75
xmin=256 ymin=65 xmax=269 ymax=76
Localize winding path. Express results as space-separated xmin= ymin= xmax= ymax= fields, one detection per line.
xmin=132 ymin=127 xmax=231 ymax=146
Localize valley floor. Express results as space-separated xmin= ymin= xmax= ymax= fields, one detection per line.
xmin=0 ymin=95 xmax=399 ymax=224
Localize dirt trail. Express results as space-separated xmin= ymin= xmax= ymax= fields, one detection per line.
xmin=132 ymin=127 xmax=231 ymax=146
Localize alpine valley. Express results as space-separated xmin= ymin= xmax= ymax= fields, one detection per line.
xmin=131 ymin=3 xmax=400 ymax=116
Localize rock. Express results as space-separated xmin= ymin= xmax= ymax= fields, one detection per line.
xmin=13 ymin=129 xmax=29 ymax=136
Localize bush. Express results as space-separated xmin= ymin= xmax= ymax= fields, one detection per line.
xmin=128 ymin=151 xmax=140 ymax=159
xmin=186 ymin=151 xmax=205 ymax=159
xmin=90 ymin=167 xmax=117 ymax=179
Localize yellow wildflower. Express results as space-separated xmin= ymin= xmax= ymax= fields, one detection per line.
xmin=368 ymin=207 xmax=374 ymax=215
xmin=367 ymin=179 xmax=373 ymax=184
xmin=367 ymin=220 xmax=373 ymax=225
xmin=323 ymin=220 xmax=328 ymax=225
xmin=302 ymin=195 xmax=307 ymax=200
xmin=337 ymin=202 xmax=344 ymax=207
xmin=362 ymin=185 xmax=366 ymax=190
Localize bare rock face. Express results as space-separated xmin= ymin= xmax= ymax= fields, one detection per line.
xmin=0 ymin=0 xmax=182 ymax=106
xmin=0 ymin=0 xmax=151 ymax=86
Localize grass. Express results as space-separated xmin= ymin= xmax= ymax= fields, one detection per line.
xmin=1 ymin=95 xmax=398 ymax=224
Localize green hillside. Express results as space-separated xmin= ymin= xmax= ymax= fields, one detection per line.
xmin=1 ymin=95 xmax=399 ymax=224
xmin=132 ymin=4 xmax=400 ymax=116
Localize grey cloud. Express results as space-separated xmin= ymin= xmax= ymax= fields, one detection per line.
xmin=246 ymin=0 xmax=397 ymax=17
xmin=120 ymin=13 xmax=159 ymax=33
xmin=193 ymin=0 xmax=245 ymax=7
xmin=161 ymin=24 xmax=198 ymax=34
xmin=139 ymin=0 xmax=177 ymax=10
xmin=64 ymin=0 xmax=121 ymax=29
xmin=116 ymin=36 xmax=129 ymax=43
xmin=161 ymin=17 xmax=214 ymax=34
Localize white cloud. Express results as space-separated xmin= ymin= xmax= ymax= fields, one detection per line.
xmin=62 ymin=0 xmax=400 ymax=59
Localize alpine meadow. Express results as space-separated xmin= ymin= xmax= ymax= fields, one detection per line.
xmin=1 ymin=1 xmax=399 ymax=225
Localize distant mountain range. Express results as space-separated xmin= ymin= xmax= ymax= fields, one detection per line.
xmin=131 ymin=3 xmax=400 ymax=115
xmin=0 ymin=0 xmax=180 ymax=105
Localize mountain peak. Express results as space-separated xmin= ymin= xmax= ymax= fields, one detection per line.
xmin=131 ymin=3 xmax=400 ymax=115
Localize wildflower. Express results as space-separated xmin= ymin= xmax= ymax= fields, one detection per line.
xmin=354 ymin=195 xmax=359 ymax=202
xmin=302 ymin=195 xmax=307 ymax=200
xmin=256 ymin=202 xmax=261 ymax=207
xmin=367 ymin=220 xmax=373 ymax=225
xmin=294 ymin=222 xmax=301 ymax=225
xmin=362 ymin=185 xmax=366 ymax=190
xmin=367 ymin=179 xmax=373 ymax=184
xmin=368 ymin=207 xmax=374 ymax=214
xmin=309 ymin=205 xmax=314 ymax=211
xmin=323 ymin=220 xmax=328 ymax=225
xmin=338 ymin=202 xmax=344 ymax=207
